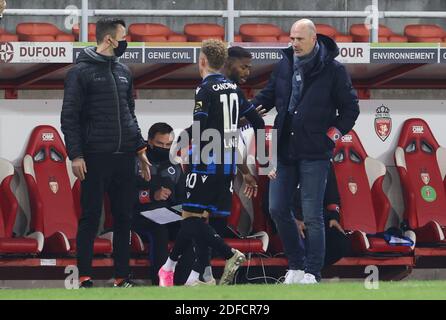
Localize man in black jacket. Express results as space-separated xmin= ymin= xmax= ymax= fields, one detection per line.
xmin=132 ymin=122 xmax=193 ymax=285
xmin=61 ymin=18 xmax=150 ymax=288
xmin=253 ymin=19 xmax=359 ymax=284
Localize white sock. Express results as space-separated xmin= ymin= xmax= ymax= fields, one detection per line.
xmin=203 ymin=266 xmax=214 ymax=282
xmin=162 ymin=257 xmax=178 ymax=272
xmin=185 ymin=270 xmax=200 ymax=285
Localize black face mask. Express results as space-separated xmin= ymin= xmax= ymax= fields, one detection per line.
xmin=150 ymin=145 xmax=170 ymax=161
xmin=113 ymin=40 xmax=128 ymax=57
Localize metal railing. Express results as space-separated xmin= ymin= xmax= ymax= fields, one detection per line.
xmin=3 ymin=0 xmax=446 ymax=43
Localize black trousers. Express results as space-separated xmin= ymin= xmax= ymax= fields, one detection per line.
xmin=324 ymin=222 xmax=352 ymax=267
xmin=132 ymin=214 xmax=195 ymax=285
xmin=77 ymin=153 xmax=136 ymax=278
xmin=170 ymin=217 xmax=233 ymax=275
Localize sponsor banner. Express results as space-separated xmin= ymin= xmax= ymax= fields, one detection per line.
xmin=0 ymin=42 xmax=73 ymax=63
xmin=73 ymin=44 xmax=143 ymax=63
xmin=440 ymin=48 xmax=446 ymax=63
xmin=370 ymin=48 xmax=438 ymax=63
xmin=118 ymin=48 xmax=144 ymax=63
xmin=246 ymin=48 xmax=284 ymax=64
xmin=146 ymin=48 xmax=195 ymax=63
xmin=336 ymin=43 xmax=370 ymax=64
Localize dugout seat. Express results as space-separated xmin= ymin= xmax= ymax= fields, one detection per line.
xmin=404 ymin=24 xmax=446 ymax=43
xmin=0 ymin=158 xmax=43 ymax=254
xmin=333 ymin=130 xmax=414 ymax=255
xmin=395 ymin=119 xmax=446 ymax=246
xmin=129 ymin=23 xmax=186 ymax=42
xmin=350 ymin=24 xmax=408 ymax=42
xmin=184 ymin=23 xmax=225 ymax=42
xmin=16 ymin=23 xmax=75 ymax=42
xmin=23 ymin=125 xmax=112 ymax=255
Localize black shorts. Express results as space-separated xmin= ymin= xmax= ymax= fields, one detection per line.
xmin=182 ymin=172 xmax=233 ymax=216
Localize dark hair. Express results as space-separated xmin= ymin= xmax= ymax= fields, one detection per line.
xmin=96 ymin=18 xmax=126 ymax=44
xmin=228 ymin=46 xmax=252 ymax=60
xmin=148 ymin=122 xmax=173 ymax=140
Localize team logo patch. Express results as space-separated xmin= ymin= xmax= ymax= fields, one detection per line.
xmin=168 ymin=166 xmax=176 ymax=175
xmin=341 ymin=135 xmax=353 ymax=143
xmin=421 ymin=185 xmax=436 ymax=202
xmin=374 ymin=105 xmax=391 ymax=142
xmin=348 ymin=177 xmax=358 ymax=195
xmin=420 ymin=170 xmax=430 ymax=185
xmin=139 ymin=190 xmax=150 ymax=204
xmin=194 ymin=101 xmax=203 ymax=113
xmin=42 ymin=132 xmax=54 ymax=142
xmin=412 ymin=125 xmax=424 ymax=134
xmin=48 ymin=176 xmax=59 ymax=194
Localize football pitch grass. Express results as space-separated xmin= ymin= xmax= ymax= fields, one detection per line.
xmin=0 ymin=281 xmax=445 ymax=300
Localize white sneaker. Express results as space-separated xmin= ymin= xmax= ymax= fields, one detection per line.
xmin=299 ymin=273 xmax=318 ymax=285
xmin=219 ymin=249 xmax=246 ymax=285
xmin=283 ymin=270 xmax=305 ymax=284
xmin=185 ymin=278 xmax=217 ymax=287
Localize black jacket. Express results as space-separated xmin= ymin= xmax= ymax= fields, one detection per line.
xmin=135 ymin=150 xmax=186 ymax=213
xmin=61 ymin=47 xmax=145 ymax=160
xmin=252 ymin=34 xmax=359 ymax=161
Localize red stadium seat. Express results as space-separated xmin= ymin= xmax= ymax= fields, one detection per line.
xmin=239 ymin=23 xmax=282 ymax=42
xmin=333 ymin=130 xmax=413 ymax=255
xmin=0 ymin=158 xmax=43 ymax=254
xmin=315 ymin=24 xmax=353 ymax=42
xmin=23 ymin=125 xmax=112 ymax=255
xmin=72 ymin=23 xmax=96 ymax=41
xmin=16 ymin=23 xmax=75 ymax=42
xmin=315 ymin=24 xmax=338 ymax=38
xmin=184 ymin=23 xmax=225 ymax=42
xmin=278 ymin=34 xmax=290 ymax=43
xmin=333 ymin=34 xmax=354 ymax=42
xmin=234 ymin=34 xmax=242 ymax=42
xmin=72 ymin=23 xmax=96 ymax=42
xmin=0 ymin=28 xmax=18 ymax=42
xmin=129 ymin=23 xmax=186 ymax=42
xmin=395 ymin=119 xmax=446 ymax=245
xmin=404 ymin=24 xmax=446 ymax=42
xmin=279 ymin=24 xmax=353 ymax=44
xmin=350 ymin=23 xmax=407 ymax=42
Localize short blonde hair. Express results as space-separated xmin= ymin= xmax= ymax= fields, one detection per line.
xmin=201 ymin=39 xmax=228 ymax=71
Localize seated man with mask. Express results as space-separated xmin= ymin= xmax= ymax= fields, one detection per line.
xmin=132 ymin=122 xmax=192 ymax=285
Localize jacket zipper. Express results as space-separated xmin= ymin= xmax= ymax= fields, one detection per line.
xmin=109 ymin=60 xmax=122 ymax=152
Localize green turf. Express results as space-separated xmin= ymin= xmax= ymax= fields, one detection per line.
xmin=0 ymin=281 xmax=445 ymax=300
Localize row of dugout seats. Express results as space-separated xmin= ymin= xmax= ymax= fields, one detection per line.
xmin=1 ymin=22 xmax=446 ymax=43
xmin=0 ymin=118 xmax=445 ymax=263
